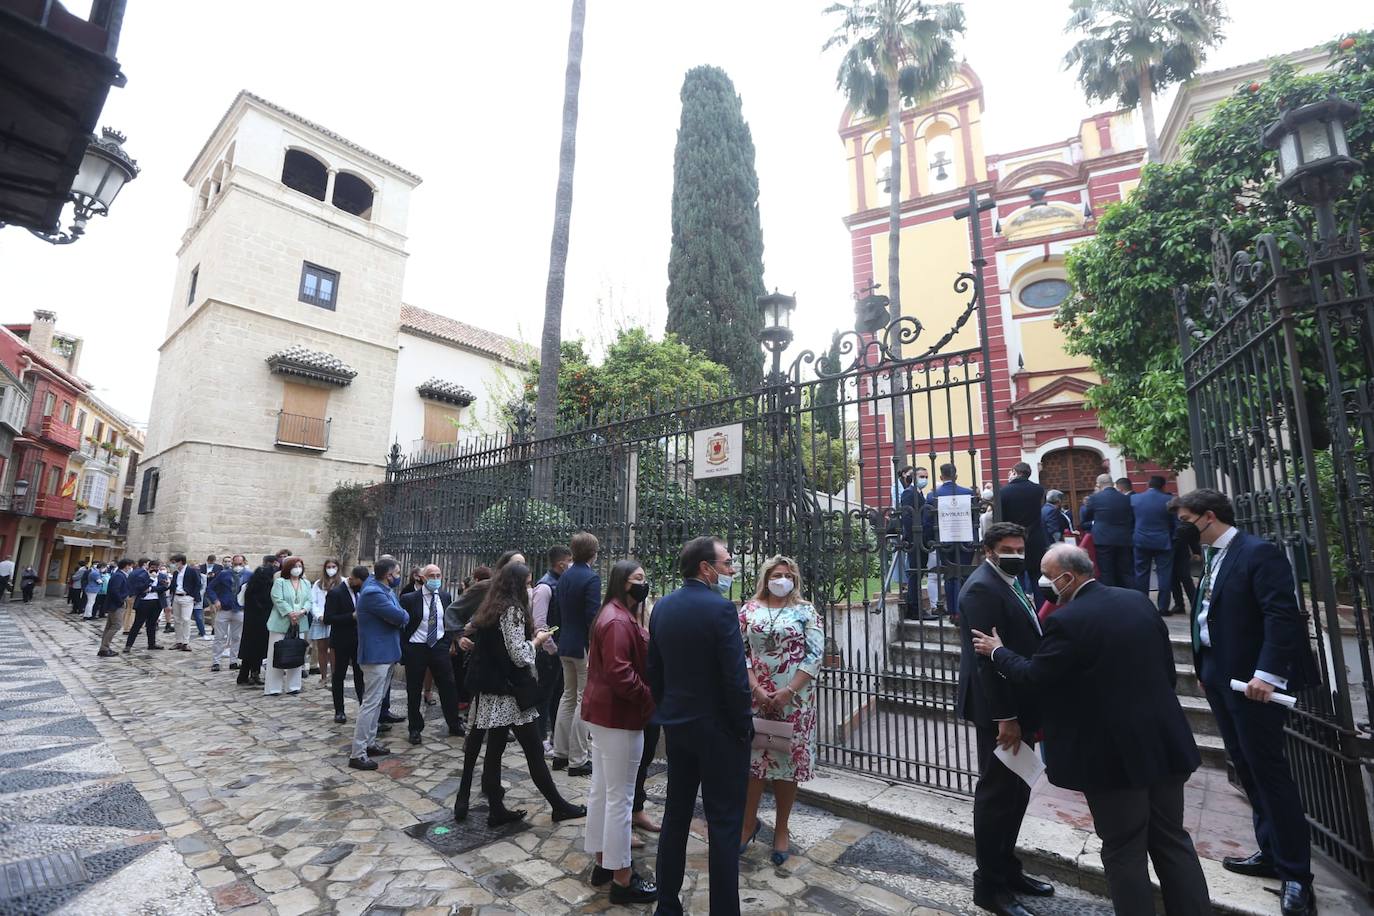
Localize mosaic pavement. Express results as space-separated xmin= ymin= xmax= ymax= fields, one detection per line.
xmin=2 ymin=600 xmax=1123 ymax=915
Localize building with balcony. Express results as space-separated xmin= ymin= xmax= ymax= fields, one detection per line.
xmin=56 ymin=387 xmax=144 ymax=571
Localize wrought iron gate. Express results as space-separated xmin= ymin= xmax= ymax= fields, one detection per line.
xmin=381 ymin=266 xmax=1002 ymax=797
xmin=1177 ymin=225 xmax=1374 ymax=892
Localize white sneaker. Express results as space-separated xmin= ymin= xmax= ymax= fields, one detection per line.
xmin=543 ymin=740 xmax=555 ymax=756
xmin=200 ymin=635 xmax=214 ymax=641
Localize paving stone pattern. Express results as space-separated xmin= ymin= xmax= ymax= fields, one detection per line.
xmin=5 ymin=601 xmax=1124 ymax=914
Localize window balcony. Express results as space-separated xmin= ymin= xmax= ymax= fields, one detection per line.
xmin=0 ymin=387 xmax=31 ymax=435
xmin=33 ymin=493 xmax=76 ymax=521
xmin=39 ymin=416 xmax=81 ymax=452
xmin=276 ymin=411 xmax=330 ymax=451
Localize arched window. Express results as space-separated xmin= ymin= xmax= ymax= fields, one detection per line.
xmin=281 ymin=149 xmax=327 ymax=201
xmin=870 ymin=137 xmax=894 ymax=200
xmin=332 ymin=172 xmax=374 ymax=220
xmin=925 ymin=125 xmax=956 ymax=194
xmin=1019 ymin=277 xmax=1071 ymax=310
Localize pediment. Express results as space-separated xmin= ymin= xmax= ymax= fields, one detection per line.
xmin=1009 ymin=376 xmax=1094 ymax=413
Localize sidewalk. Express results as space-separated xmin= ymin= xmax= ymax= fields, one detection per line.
xmin=4 ymin=598 xmax=1122 ymax=915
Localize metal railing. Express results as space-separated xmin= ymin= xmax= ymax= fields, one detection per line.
xmin=275 ymin=412 xmax=330 ymax=451
xmin=0 ymin=491 xmax=37 ymax=515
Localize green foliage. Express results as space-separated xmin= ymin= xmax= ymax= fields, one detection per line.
xmin=812 ymin=333 xmax=844 ymax=438
xmin=1061 ymin=34 xmax=1374 ymax=468
xmin=474 ymin=499 xmax=573 ymax=548
xmin=806 ymin=512 xmax=881 ymax=607
xmin=665 ymin=66 xmax=767 ymax=391
xmin=325 ymin=482 xmax=379 ymax=565
xmin=801 ymin=413 xmax=856 ymax=496
xmin=823 ymin=0 xmax=967 ymax=120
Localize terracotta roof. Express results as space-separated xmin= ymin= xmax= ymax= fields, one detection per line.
xmin=417 ymin=378 xmax=476 ymax=407
xmin=265 ymin=345 xmax=357 ymax=386
xmin=400 ymin=304 xmax=534 ymax=367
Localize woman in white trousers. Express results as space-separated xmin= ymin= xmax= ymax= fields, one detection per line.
xmin=579 ymin=560 xmax=658 ymax=906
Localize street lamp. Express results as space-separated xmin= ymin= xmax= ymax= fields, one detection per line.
xmin=13 ymin=479 xmax=28 ymax=499
xmin=757 ymin=289 xmax=796 ymax=380
xmin=31 ymin=128 xmax=140 ymax=245
xmin=1262 ymin=95 xmax=1361 ymax=239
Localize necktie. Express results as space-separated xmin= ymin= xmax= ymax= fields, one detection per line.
xmin=1193 ymin=546 xmax=1214 ymax=653
xmin=427 ymin=593 xmax=438 ymax=647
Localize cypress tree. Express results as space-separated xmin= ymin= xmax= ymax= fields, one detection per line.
xmin=813 ymin=331 xmax=844 ymax=438
xmin=666 ymin=66 xmax=766 ymax=391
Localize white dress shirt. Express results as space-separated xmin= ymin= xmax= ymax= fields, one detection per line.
xmin=1198 ymin=526 xmax=1287 ymax=689
xmin=409 ymin=588 xmax=445 ymax=644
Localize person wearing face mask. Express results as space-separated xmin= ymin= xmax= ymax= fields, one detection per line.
xmin=237 ymin=556 xmax=278 ymax=686
xmin=1171 ymin=489 xmax=1319 ymax=916
xmin=324 ymin=566 xmax=369 ymax=723
xmin=738 ymin=556 xmax=823 ymax=867
xmin=166 ymin=553 xmax=202 ymax=652
xmin=398 ymin=563 xmax=464 ymax=744
xmin=579 ymin=560 xmax=658 ymax=905
xmin=266 ymin=556 xmax=311 ymax=696
xmin=922 ymin=463 xmax=977 ymax=620
xmin=309 ymin=560 xmax=341 ymax=687
xmin=553 ymin=532 xmax=602 ymax=777
xmin=648 ymin=536 xmax=752 ymax=916
xmin=349 ymin=558 xmax=411 ymax=770
xmin=889 ymin=464 xmax=915 ymax=599
xmin=954 ymin=522 xmax=1054 ymax=916
xmin=897 ymin=467 xmax=933 ymax=620
xmin=970 ymin=544 xmax=1209 ymax=916
xmin=207 ymin=555 xmax=251 ymax=672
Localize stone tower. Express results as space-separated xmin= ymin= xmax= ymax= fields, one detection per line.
xmin=127 ymin=92 xmax=421 ymax=561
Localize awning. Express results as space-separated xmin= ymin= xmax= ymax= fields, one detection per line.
xmin=90 ymin=539 xmax=116 ymax=548
xmin=58 ymin=536 xmax=95 ymax=547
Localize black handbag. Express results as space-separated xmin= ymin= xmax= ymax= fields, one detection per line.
xmin=272 ymin=623 xmax=307 ymax=669
xmin=508 ymin=666 xmax=541 ymax=711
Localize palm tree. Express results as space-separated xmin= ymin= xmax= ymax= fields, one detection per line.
xmin=823 ymin=0 xmax=965 ymax=471
xmin=1063 ymin=0 xmax=1227 ymax=162
xmin=534 ymin=0 xmax=587 ymax=445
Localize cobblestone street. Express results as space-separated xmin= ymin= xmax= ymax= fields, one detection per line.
xmin=0 ymin=599 xmax=1131 ymax=915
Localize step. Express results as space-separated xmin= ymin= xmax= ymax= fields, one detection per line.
xmin=897 ymin=616 xmax=1197 ymax=666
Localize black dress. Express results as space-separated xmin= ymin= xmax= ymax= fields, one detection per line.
xmin=238 ymin=566 xmax=276 ymax=667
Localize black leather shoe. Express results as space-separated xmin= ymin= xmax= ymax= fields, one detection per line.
xmin=333 ymin=713 xmax=347 ymax=724
xmin=552 ymin=803 xmax=587 ymax=822
xmin=448 ymin=725 xmax=465 ymax=737
xmin=365 ymin=745 xmax=390 ymax=757
xmin=229 ymin=662 xmax=239 ymax=670
xmin=348 ymin=756 xmax=377 ymax=771
xmin=1007 ymin=874 xmax=1054 ymax=897
xmin=973 ymin=889 xmax=1036 ymax=916
xmin=453 ymin=798 xmax=469 ymax=822
xmin=609 ymin=873 xmax=658 ymax=905
xmin=408 ymin=731 xmax=422 ymax=745
xmin=590 ymin=864 xmax=613 ymax=887
xmin=568 ymin=763 xmax=593 ymax=777
xmin=380 ymin=712 xmax=405 ymax=724
xmin=551 ymin=757 xmax=568 ymax=771
xmin=1222 ymin=851 xmax=1279 ymax=878
xmin=1280 ymin=881 xmax=1316 ymax=916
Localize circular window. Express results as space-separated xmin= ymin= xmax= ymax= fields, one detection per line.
xmin=1019 ymin=278 xmax=1070 ymax=310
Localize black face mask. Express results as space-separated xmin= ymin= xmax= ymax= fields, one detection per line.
xmin=627 ymin=582 xmax=651 ymax=604
xmin=1177 ymin=521 xmax=1201 ymax=550
xmin=996 ymin=555 xmax=1026 ymax=577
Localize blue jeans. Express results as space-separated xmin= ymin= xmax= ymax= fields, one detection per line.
xmin=192 ymin=604 xmax=206 ymax=637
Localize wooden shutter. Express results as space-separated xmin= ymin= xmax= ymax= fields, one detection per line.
xmin=423 ymin=402 xmax=459 ymax=446
xmin=282 ymin=382 xmax=329 ymax=419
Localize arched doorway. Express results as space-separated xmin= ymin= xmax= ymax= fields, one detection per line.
xmin=1040 ymin=447 xmax=1104 ymax=526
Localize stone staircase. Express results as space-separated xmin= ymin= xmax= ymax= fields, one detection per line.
xmin=877 ymin=616 xmax=1229 ymax=768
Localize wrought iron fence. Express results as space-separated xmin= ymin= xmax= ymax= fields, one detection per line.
xmin=381 ymin=227 xmax=1004 ymax=796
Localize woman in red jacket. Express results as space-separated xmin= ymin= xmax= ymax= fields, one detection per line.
xmin=581 ymin=560 xmax=658 ymax=906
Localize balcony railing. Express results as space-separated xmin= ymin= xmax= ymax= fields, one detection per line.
xmin=276 ymin=412 xmax=330 ymax=451
xmin=33 ymin=493 xmax=77 ymax=521
xmin=0 ymin=491 xmax=37 ymax=515
xmin=39 ymin=416 xmax=81 ymax=451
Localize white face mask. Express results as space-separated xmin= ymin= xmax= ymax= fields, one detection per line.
xmin=289 ymin=567 xmax=303 ymax=578
xmin=325 ymin=566 xmax=338 ymax=577
xmin=232 ymin=565 xmax=244 ymax=574
xmin=768 ymin=577 xmax=795 ymax=598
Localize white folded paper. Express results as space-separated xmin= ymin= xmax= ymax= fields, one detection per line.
xmin=995 ymin=743 xmax=1045 ymax=788
xmin=1229 ymin=679 xmax=1297 ymax=708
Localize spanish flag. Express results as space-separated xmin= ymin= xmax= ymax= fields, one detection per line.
xmin=60 ymin=473 xmax=77 ymax=498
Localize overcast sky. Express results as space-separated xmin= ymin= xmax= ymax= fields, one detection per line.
xmin=0 ymin=1 xmax=1361 ymax=425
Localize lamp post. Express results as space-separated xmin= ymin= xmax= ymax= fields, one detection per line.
xmin=28 ymin=128 xmax=140 ymax=245
xmin=757 ymin=290 xmax=798 ymax=562
xmin=1262 ymin=95 xmax=1361 ymax=244
xmin=758 ymin=290 xmax=797 ymax=383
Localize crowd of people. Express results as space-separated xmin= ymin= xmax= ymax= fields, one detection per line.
xmin=53 ymin=532 xmax=822 ymax=915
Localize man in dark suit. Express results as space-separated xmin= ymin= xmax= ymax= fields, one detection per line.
xmin=96 ymin=559 xmax=132 ymax=657
xmin=1174 ymin=489 xmax=1319 ymax=916
xmin=1080 ymin=475 xmax=1134 ymax=588
xmin=1131 ymin=476 xmax=1176 ymax=614
xmin=648 ymin=536 xmax=751 ymax=916
xmin=923 ymin=463 xmax=977 ymax=618
xmin=997 ymin=462 xmax=1048 ymax=602
xmin=956 ymin=521 xmax=1054 ymax=916
xmin=898 ymin=473 xmax=929 ymax=620
xmin=123 ymin=559 xmax=166 ymax=653
xmin=168 ymin=553 xmax=203 ymax=652
xmin=398 ymin=562 xmax=464 ymax=744
xmin=972 ymin=544 xmax=1210 ymax=916
xmin=553 ymin=532 xmax=601 ymax=777
xmin=324 ymin=565 xmax=368 ymax=724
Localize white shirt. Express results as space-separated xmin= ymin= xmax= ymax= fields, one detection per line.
xmin=1198 ymin=526 xmax=1287 ymax=690
xmin=0 ymin=560 xmax=14 ymax=577
xmin=175 ymin=566 xmax=187 ymax=595
xmin=409 ymin=588 xmax=445 ymax=644
xmin=986 ymin=559 xmax=1042 ymax=636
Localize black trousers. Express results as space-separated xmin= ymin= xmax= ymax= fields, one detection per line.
xmin=535 ymin=650 xmax=562 ymax=740
xmin=633 ymin=722 xmax=660 ymax=813
xmin=657 ymin=718 xmax=749 ymax=916
xmin=1095 ymin=544 xmax=1132 ymax=589
xmin=468 ymin=719 xmax=570 ymax=811
xmin=1083 ymin=778 xmax=1211 ymax=916
xmin=1200 ymin=653 xmax=1312 ymax=884
xmin=973 ymin=724 xmax=1033 ymax=891
xmin=331 ymin=636 xmax=365 ymax=714
xmin=402 ymin=639 xmax=462 ymax=734
xmin=124 ymin=601 xmax=162 ymax=649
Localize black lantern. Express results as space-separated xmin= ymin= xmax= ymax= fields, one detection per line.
xmin=757 ymin=290 xmax=796 ymax=353
xmin=1262 ymin=96 xmax=1361 ymax=207
xmin=13 ymin=479 xmax=28 ymax=499
xmin=32 ymin=128 xmax=140 ymax=245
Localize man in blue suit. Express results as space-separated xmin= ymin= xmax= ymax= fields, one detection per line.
xmin=553 ymin=531 xmax=601 ymax=777
xmin=1131 ymin=475 xmax=1176 ymax=614
xmin=350 ymin=558 xmax=409 ymax=771
xmin=648 ymin=536 xmax=751 ymax=916
xmin=898 ymin=474 xmax=929 ymax=619
xmin=96 ymin=559 xmax=132 ymax=657
xmin=1173 ymin=489 xmax=1319 ymax=916
xmin=1080 ymin=475 xmax=1134 ymax=588
xmin=923 ymin=463 xmax=977 ymax=618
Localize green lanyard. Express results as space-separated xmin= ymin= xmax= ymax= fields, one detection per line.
xmin=1010 ymin=578 xmax=1039 ymax=629
xmin=1193 ymin=546 xmax=1214 ymax=653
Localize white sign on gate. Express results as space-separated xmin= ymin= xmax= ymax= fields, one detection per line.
xmin=937 ymin=494 xmax=974 ymax=543
xmin=692 ymin=423 xmax=744 ymax=479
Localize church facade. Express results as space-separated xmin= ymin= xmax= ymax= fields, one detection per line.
xmin=840 ymin=65 xmax=1160 ymax=520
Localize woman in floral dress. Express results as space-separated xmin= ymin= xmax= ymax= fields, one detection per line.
xmin=739 ymin=555 xmax=824 ymax=865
